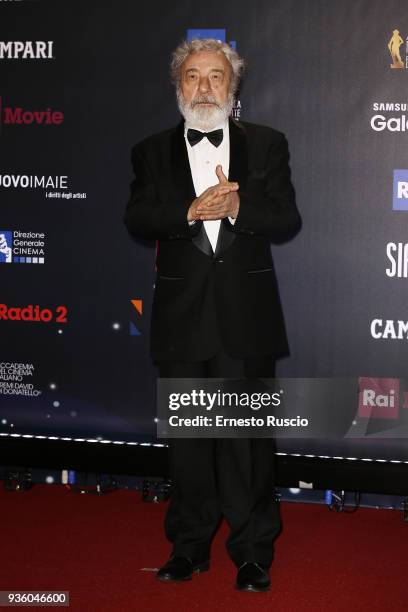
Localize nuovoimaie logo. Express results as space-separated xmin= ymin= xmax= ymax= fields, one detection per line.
xmin=0 ymin=230 xmax=45 ymax=263
xmin=186 ymin=29 xmax=241 ymax=120
xmin=388 ymin=29 xmax=408 ymax=69
xmin=393 ymin=169 xmax=408 ymax=211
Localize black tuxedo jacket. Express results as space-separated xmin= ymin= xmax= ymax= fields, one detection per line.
xmin=124 ymin=117 xmax=301 ymax=362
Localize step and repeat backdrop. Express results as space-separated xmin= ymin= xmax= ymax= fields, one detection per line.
xmin=1 ymin=0 xmax=408 ymax=461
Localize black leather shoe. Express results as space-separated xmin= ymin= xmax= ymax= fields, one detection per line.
xmin=235 ymin=562 xmax=271 ymax=592
xmin=156 ymin=556 xmax=210 ymax=582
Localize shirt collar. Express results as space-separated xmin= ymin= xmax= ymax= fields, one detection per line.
xmin=184 ymin=118 xmax=229 ymax=137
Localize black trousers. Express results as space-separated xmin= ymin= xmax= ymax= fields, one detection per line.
xmin=157 ymin=348 xmax=282 ymax=569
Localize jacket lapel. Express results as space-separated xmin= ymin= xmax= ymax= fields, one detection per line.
xmin=171 ymin=119 xmax=213 ymax=257
xmin=171 ymin=120 xmax=213 ymax=257
xmin=214 ymin=118 xmax=248 ymax=258
xmin=171 ymin=120 xmax=196 ymax=203
xmin=170 ymin=117 xmax=248 ymax=259
xmin=227 ymin=117 xmax=248 ymax=188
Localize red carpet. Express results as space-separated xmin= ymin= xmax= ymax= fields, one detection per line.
xmin=1 ymin=483 xmax=406 ymax=611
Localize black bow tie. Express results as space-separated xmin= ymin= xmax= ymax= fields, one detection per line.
xmin=187 ymin=128 xmax=223 ymax=148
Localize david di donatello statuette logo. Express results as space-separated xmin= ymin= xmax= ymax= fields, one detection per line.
xmin=388 ymin=29 xmax=407 ymax=69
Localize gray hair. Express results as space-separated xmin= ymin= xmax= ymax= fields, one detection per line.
xmin=170 ymin=38 xmax=245 ymax=96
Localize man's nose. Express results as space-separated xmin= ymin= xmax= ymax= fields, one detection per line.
xmin=198 ymin=77 xmax=210 ymax=93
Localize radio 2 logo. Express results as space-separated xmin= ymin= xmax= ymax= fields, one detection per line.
xmin=0 ymin=304 xmax=68 ymax=323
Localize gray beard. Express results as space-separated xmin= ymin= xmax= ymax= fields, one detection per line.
xmin=176 ymin=89 xmax=234 ymax=131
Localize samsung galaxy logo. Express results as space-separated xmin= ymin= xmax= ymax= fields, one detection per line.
xmin=370 ymin=114 xmax=408 ymax=131
xmin=0 ymin=41 xmax=54 ymax=59
xmin=370 ymin=102 xmax=408 ymax=131
xmin=372 ymin=103 xmax=408 ymax=111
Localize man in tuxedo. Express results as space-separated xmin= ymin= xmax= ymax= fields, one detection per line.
xmin=124 ymin=38 xmax=301 ymax=592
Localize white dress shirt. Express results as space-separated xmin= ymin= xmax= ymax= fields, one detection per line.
xmin=184 ymin=119 xmax=236 ymax=252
